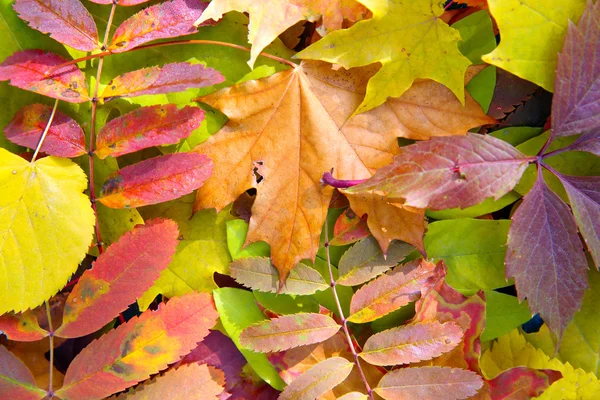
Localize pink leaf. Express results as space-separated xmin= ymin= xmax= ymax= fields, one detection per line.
xmin=95 ymin=105 xmax=204 ymax=159
xmin=0 ymin=50 xmax=89 ymax=103
xmin=278 ymin=357 xmax=354 ymax=400
xmin=0 ymin=311 xmax=48 ymax=342
xmin=5 ymin=103 xmax=86 ymax=157
xmin=0 ymin=346 xmax=47 ymax=400
xmin=329 ymin=208 xmax=370 ymax=246
xmin=13 ymin=0 xmax=98 ymax=51
xmin=101 ymin=62 xmax=224 ymax=99
xmin=89 ymin=0 xmax=150 ymax=6
xmin=98 ymin=153 xmax=213 ymax=208
xmin=487 ymin=367 xmax=562 ymax=400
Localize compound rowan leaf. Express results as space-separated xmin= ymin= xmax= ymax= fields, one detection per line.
xmin=0 ymin=149 xmax=95 ymax=313
xmin=95 ymin=105 xmax=205 ymax=159
xmin=375 ymin=366 xmax=483 ymax=400
xmin=487 ymin=367 xmax=562 ymax=400
xmin=55 ymin=219 xmax=179 ymax=339
xmin=348 ymin=260 xmax=436 ymax=323
xmin=0 ymin=50 xmax=89 ymax=102
xmin=482 ymin=0 xmax=585 ymax=92
xmin=0 ymin=346 xmax=47 ymax=400
xmin=337 ymin=393 xmax=368 ymax=400
xmin=54 ymin=293 xmax=218 ymax=400
xmin=13 ymin=0 xmax=98 ymax=51
xmin=101 ymin=63 xmax=224 ymax=99
xmin=109 ymin=0 xmax=209 ymax=53
xmin=98 ymin=153 xmax=213 ymax=208
xmin=297 ymin=0 xmax=471 ymax=114
xmin=278 ymin=357 xmax=354 ymax=400
xmin=330 ymin=208 xmax=369 ymax=247
xmin=350 ymin=133 xmax=531 ymax=210
xmin=337 ymin=236 xmax=413 ymax=287
xmin=5 ymin=103 xmax=86 ymax=157
xmin=0 ymin=311 xmax=48 ymax=342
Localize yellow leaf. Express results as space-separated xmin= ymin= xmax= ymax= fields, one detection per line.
xmin=482 ymin=0 xmax=586 ymax=92
xmin=0 ymin=149 xmax=94 ymax=313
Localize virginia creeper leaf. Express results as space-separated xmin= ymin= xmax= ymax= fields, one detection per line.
xmin=0 ymin=345 xmax=47 ymax=400
xmin=552 ymin=0 xmax=600 ymax=137
xmin=55 ymin=219 xmax=179 ymax=339
xmin=5 ymin=103 xmax=86 ymax=157
xmin=55 ymin=293 xmax=218 ymax=400
xmin=348 ymin=260 xmax=436 ymax=323
xmin=482 ymin=0 xmax=585 ymax=92
xmin=350 ymin=133 xmax=531 ymax=210
xmin=98 ymin=153 xmax=213 ymax=208
xmin=0 ymin=311 xmax=48 ymax=342
xmin=0 ymin=50 xmax=89 ymax=102
xmin=506 ymin=174 xmax=589 ymax=341
xmin=374 ymin=366 xmax=483 ymax=400
xmin=278 ymin=357 xmax=353 ymax=400
xmin=329 ymin=208 xmax=369 ymax=246
xmin=0 ymin=149 xmax=95 ymax=313
xmin=95 ymin=105 xmax=205 ymax=159
xmin=564 ymin=130 xmax=600 ymax=156
xmin=13 ymin=0 xmax=99 ymax=51
xmin=109 ymin=0 xmax=209 ymax=53
xmin=229 ymin=257 xmax=329 ymax=295
xmin=101 ymin=62 xmax=224 ymax=99
xmin=337 ymin=236 xmax=413 ymax=287
xmin=240 ymin=313 xmax=340 ymax=353
xmin=487 ymin=367 xmax=562 ymax=400
xmin=360 ymin=321 xmax=463 ymax=366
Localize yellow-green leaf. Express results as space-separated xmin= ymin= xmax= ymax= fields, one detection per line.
xmin=0 ymin=149 xmax=94 ymax=313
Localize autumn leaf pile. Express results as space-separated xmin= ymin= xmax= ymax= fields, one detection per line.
xmin=0 ymin=0 xmax=599 ymax=398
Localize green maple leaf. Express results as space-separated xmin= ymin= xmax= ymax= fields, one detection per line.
xmin=296 ymin=0 xmax=471 ymax=114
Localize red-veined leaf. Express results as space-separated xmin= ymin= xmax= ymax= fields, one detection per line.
xmin=360 ymin=321 xmax=463 ymax=366
xmin=487 ymin=367 xmax=562 ymax=400
xmin=55 ymin=219 xmax=179 ymax=339
xmin=0 ymin=345 xmax=47 ymax=400
xmin=374 ymin=366 xmax=483 ymax=400
xmin=350 ymin=133 xmax=530 ymax=210
xmin=552 ymin=1 xmax=600 ymax=137
xmin=330 ymin=208 xmax=370 ymax=246
xmin=5 ymin=103 xmax=86 ymax=157
xmin=98 ymin=153 xmax=213 ymax=208
xmin=0 ymin=311 xmax=48 ymax=342
xmin=95 ymin=105 xmax=204 ymax=159
xmin=563 ymin=130 xmax=600 ymax=156
xmin=89 ymin=0 xmax=149 ymax=5
xmin=0 ymin=50 xmax=89 ymax=103
xmin=278 ymin=357 xmax=354 ymax=400
xmin=229 ymin=257 xmax=329 ymax=295
xmin=13 ymin=0 xmax=98 ymax=51
xmin=109 ymin=0 xmax=208 ymax=53
xmin=113 ymin=364 xmax=225 ymax=399
xmin=101 ymin=63 xmax=224 ymax=99
xmin=54 ymin=293 xmax=218 ymax=400
xmin=348 ymin=260 xmax=436 ymax=323
xmin=337 ymin=237 xmax=413 ymax=287
xmin=239 ymin=313 xmax=340 ymax=352
xmin=506 ymin=175 xmax=588 ymax=341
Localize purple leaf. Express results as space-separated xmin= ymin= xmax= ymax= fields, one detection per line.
xmin=13 ymin=0 xmax=99 ymax=51
xmin=90 ymin=0 xmax=149 ymax=5
xmin=562 ymin=130 xmax=600 ymax=156
xmin=505 ymin=174 xmax=589 ymax=341
xmin=552 ymin=1 xmax=600 ymax=137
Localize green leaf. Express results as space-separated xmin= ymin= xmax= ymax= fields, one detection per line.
xmin=213 ymin=288 xmax=286 ymax=390
xmin=426 ymin=191 xmax=521 ymax=220
xmin=466 ymin=65 xmax=496 ymax=113
xmin=424 ymin=219 xmax=511 ymax=295
xmin=254 ymin=291 xmax=320 ymax=315
xmin=489 ymin=126 xmax=544 ymax=146
xmin=226 ymin=219 xmax=270 ymax=260
xmin=481 ymin=291 xmax=532 ymax=342
xmin=453 ymin=10 xmax=497 ymax=64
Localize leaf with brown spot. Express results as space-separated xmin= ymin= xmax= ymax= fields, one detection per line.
xmin=329 ymin=207 xmax=369 ymax=247
xmin=0 ymin=311 xmax=48 ymax=342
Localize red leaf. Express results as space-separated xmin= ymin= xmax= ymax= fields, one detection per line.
xmin=98 ymin=153 xmax=213 ymax=208
xmin=13 ymin=0 xmax=98 ymax=51
xmin=101 ymin=62 xmax=224 ymax=99
xmin=0 ymin=50 xmax=89 ymax=103
xmin=350 ymin=133 xmax=531 ymax=210
xmin=89 ymin=0 xmax=149 ymax=6
xmin=506 ymin=175 xmax=588 ymax=341
xmin=54 ymin=293 xmax=218 ymax=400
xmin=278 ymin=357 xmax=354 ymax=400
xmin=552 ymin=1 xmax=600 ymax=137
xmin=0 ymin=346 xmax=47 ymax=400
xmin=0 ymin=311 xmax=48 ymax=342
xmin=374 ymin=366 xmax=483 ymax=400
xmin=330 ymin=208 xmax=370 ymax=246
xmin=5 ymin=103 xmax=86 ymax=157
xmin=55 ymin=219 xmax=179 ymax=339
xmin=487 ymin=367 xmax=562 ymax=400
xmin=109 ymin=0 xmax=209 ymax=53
xmin=95 ymin=105 xmax=204 ymax=159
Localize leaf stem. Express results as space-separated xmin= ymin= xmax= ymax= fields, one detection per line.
xmin=45 ymin=301 xmax=54 ymax=399
xmin=321 ymin=171 xmax=367 ymax=189
xmin=323 ymin=218 xmax=374 ymax=399
xmin=30 ymin=99 xmax=59 ymax=163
